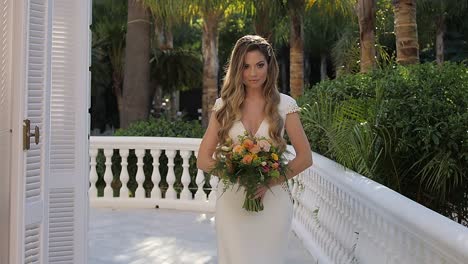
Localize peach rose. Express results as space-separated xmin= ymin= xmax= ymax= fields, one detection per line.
xmin=258 ymin=139 xmax=271 ymax=152
xmin=249 ymin=144 xmax=261 ymax=154
xmin=233 ymin=145 xmax=244 ymax=154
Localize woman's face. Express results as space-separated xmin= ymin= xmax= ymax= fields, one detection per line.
xmin=242 ymin=50 xmax=268 ymax=91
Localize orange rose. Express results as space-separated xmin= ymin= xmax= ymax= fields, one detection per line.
xmin=242 ymin=139 xmax=254 ymax=149
xmin=272 ymin=162 xmax=279 ymax=169
xmin=241 ymin=155 xmax=253 ymax=164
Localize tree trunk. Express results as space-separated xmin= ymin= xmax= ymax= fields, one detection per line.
xmin=254 ymin=4 xmax=273 ymax=42
xmin=435 ymin=14 xmax=445 ymax=65
xmin=170 ymin=90 xmax=180 ymax=120
xmin=112 ymin=71 xmax=123 ymax=117
xmin=320 ymin=54 xmax=328 ymax=81
xmin=357 ymin=0 xmax=376 ymax=72
xmin=393 ymin=0 xmax=419 ymax=65
xmin=201 ymin=13 xmax=221 ymax=128
xmin=289 ymin=9 xmax=304 ymax=99
xmin=121 ymin=0 xmax=151 ymax=128
xmin=280 ymin=46 xmax=289 ymax=93
xmin=156 ymin=22 xmax=174 ymax=50
xmin=152 ymin=20 xmax=174 ymax=118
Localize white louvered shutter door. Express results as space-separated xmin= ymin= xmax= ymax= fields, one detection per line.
xmin=23 ymin=0 xmax=52 ymax=263
xmin=47 ymin=0 xmax=90 ymax=263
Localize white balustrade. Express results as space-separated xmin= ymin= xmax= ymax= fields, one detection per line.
xmin=291 ymin=151 xmax=468 ymax=264
xmin=89 ymin=137 xmax=214 ymax=211
xmin=89 ymin=137 xmax=468 ymax=264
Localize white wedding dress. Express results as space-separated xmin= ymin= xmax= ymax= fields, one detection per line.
xmin=212 ymin=93 xmax=301 ymax=264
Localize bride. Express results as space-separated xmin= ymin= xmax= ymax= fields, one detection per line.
xmin=197 ymin=35 xmax=313 ymax=264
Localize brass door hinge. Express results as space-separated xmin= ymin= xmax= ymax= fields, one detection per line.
xmin=23 ymin=119 xmax=40 ymax=150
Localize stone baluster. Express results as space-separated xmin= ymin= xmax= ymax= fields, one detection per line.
xmin=134 ymin=149 xmax=146 ymax=198
xmin=119 ymin=149 xmax=130 ymax=198
xmin=194 ymin=151 xmax=206 ymax=201
xmin=88 ymin=148 xmax=98 ymax=197
xmin=103 ymin=148 xmax=113 ymax=198
xmin=180 ymin=150 xmax=192 ymax=200
xmin=208 ymin=174 xmax=217 ymax=203
xmin=165 ymin=150 xmax=177 ymax=199
xmin=150 ymin=149 xmax=161 ymax=199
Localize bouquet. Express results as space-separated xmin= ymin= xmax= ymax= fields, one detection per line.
xmin=211 ymin=131 xmax=290 ymax=212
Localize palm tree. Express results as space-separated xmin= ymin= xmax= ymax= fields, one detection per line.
xmin=418 ymin=0 xmax=468 ymax=65
xmin=357 ymin=0 xmax=376 ymax=72
xmin=304 ymin=1 xmax=355 ymax=80
xmin=332 ymin=0 xmax=394 ymax=75
xmin=92 ymin=0 xmax=127 ymax=117
xmin=141 ymin=0 xmax=187 ymax=118
xmin=121 ymin=0 xmax=152 ymax=128
xmin=251 ymin=0 xmax=286 ymax=42
xmin=288 ymin=0 xmax=306 ymax=99
xmin=393 ymin=0 xmax=419 ymax=65
xmin=187 ymin=0 xmax=238 ymax=127
xmin=150 ymin=48 xmax=203 ymax=118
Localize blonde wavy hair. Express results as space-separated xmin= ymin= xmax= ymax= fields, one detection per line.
xmin=215 ymin=35 xmax=286 ymax=153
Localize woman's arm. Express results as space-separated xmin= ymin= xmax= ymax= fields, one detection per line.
xmin=254 ymin=111 xmax=312 ymax=198
xmin=196 ymin=112 xmax=221 ymax=174
xmin=270 ymin=112 xmax=313 ymax=186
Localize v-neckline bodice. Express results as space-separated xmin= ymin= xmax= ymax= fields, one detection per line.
xmin=239 ymin=118 xmax=265 ymax=137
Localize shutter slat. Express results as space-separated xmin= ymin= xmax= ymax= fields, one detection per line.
xmin=48 ymin=188 xmax=74 ymax=262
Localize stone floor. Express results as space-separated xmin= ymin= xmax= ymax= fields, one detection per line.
xmin=89 ymin=208 xmax=315 ymax=264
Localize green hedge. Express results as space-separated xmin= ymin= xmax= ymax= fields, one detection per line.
xmin=94 ymin=117 xmax=209 ymax=198
xmin=114 ymin=117 xmax=205 ymax=137
xmin=298 ymin=62 xmax=467 ymax=224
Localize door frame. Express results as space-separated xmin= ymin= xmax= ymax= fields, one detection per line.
xmin=9 ymin=0 xmax=27 ymax=263
xmin=0 ymin=0 xmax=13 ymax=262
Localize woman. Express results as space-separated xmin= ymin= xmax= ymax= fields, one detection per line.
xmin=197 ymin=35 xmax=312 ymax=264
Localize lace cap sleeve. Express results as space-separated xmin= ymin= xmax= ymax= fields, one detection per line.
xmin=284 ymin=95 xmax=301 ymax=114
xmin=212 ymin=98 xmax=223 ymax=112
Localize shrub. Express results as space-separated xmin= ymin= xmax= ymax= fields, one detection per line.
xmin=114 ymin=116 xmax=205 ymax=138
xmin=298 ymin=62 xmax=468 ymax=224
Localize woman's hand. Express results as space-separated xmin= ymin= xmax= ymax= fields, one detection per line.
xmin=252 ymin=178 xmax=280 ymax=200
xmin=253 ymin=184 xmax=268 ymax=200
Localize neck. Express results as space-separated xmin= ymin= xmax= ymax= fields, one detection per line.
xmin=244 ymin=87 xmax=263 ymax=99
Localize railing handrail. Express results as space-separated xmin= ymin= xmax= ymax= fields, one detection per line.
xmin=311 ymin=151 xmax=468 ymax=262
xmin=89 ymin=136 xmax=202 ymax=151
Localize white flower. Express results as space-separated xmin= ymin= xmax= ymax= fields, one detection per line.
xmin=261 ymin=161 xmax=267 ymax=166
xmin=221 ymin=146 xmax=232 ymax=152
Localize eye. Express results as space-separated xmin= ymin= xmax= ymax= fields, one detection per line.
xmin=243 ymin=64 xmax=249 ymax=69
xmin=257 ymin=63 xmax=265 ymax=68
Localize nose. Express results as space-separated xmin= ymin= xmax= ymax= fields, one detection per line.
xmin=249 ymin=66 xmax=257 ymax=77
